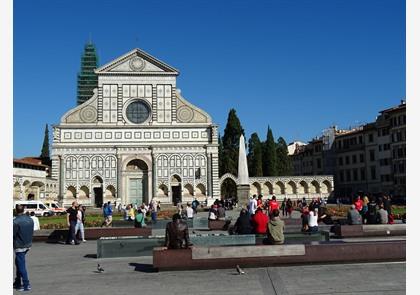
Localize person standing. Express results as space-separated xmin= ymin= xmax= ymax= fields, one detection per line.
xmin=29 ymin=211 xmax=40 ymax=231
xmin=248 ymin=195 xmax=257 ymax=215
xmin=186 ymin=203 xmax=194 ymax=219
xmin=66 ymin=201 xmax=79 ymax=245
xmin=13 ymin=204 xmax=34 ymax=291
xmin=149 ymin=197 xmax=158 ymax=224
xmin=75 ymin=205 xmax=86 ymax=242
xmin=269 ymin=196 xmax=279 ymax=216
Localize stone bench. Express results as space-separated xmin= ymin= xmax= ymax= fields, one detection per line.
xmin=37 ymin=227 xmax=152 ymax=242
xmin=255 ymin=231 xmax=330 ymax=244
xmin=97 ymin=234 xmax=256 ymax=258
xmin=333 ymin=224 xmax=406 ymax=238
xmin=208 ymin=219 xmax=231 ymax=230
xmin=153 ymin=240 xmax=406 ymax=271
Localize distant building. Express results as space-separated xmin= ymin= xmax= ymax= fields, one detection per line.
xmin=13 ymin=157 xmax=58 ymax=202
xmin=290 ymin=101 xmax=406 ymax=198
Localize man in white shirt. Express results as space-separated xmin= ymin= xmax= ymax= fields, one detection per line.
xmin=308 ymin=208 xmax=319 ymax=232
xmin=186 ymin=203 xmax=194 ymax=219
xmin=248 ymin=195 xmax=257 ymax=215
xmin=30 ymin=212 xmax=40 ymax=231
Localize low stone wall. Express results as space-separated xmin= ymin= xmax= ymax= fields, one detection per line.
xmin=333 ymin=224 xmax=406 ymax=238
xmin=97 ymin=234 xmax=256 ymax=258
xmin=34 ymin=227 xmax=152 ymax=242
xmin=153 ymin=240 xmax=406 ymax=271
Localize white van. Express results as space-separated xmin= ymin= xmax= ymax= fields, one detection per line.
xmin=45 ymin=201 xmax=67 ymax=215
xmin=14 ymin=201 xmax=54 ymax=217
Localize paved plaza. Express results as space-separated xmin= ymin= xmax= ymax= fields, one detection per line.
xmin=13 ymin=237 xmax=405 ymax=295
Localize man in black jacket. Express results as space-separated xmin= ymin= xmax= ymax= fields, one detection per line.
xmin=13 ymin=204 xmax=34 ymax=291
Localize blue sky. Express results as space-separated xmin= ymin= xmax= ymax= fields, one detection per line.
xmin=13 ymin=0 xmax=405 ymax=157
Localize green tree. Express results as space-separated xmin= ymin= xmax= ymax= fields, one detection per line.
xmin=218 ymin=135 xmax=224 ymax=177
xmin=262 ymin=126 xmax=278 ymax=176
xmin=276 ymin=136 xmax=292 ymax=175
xmin=220 ymin=109 xmax=244 ymax=176
xmin=247 ymin=133 xmax=263 ymax=177
xmin=40 ymin=124 xmax=51 ymax=166
xmin=77 ymin=42 xmax=99 ymax=105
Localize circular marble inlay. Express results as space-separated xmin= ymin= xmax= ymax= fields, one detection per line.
xmin=80 ymin=106 xmax=97 ymax=123
xmin=177 ymin=106 xmax=194 ymax=123
xmin=129 ymin=57 xmax=145 ymax=71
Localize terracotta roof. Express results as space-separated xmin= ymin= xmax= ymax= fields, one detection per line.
xmin=13 ymin=157 xmax=49 ymax=169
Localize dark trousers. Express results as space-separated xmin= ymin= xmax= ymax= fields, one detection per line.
xmin=66 ymin=220 xmax=77 ymax=243
xmin=14 ymin=250 xmax=30 ymax=288
xmin=151 ymin=212 xmax=157 ymax=223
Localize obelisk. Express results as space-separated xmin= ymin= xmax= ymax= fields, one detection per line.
xmin=236 ymin=134 xmax=250 ymax=207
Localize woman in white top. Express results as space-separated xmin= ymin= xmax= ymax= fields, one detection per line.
xmin=74 ymin=205 xmax=86 ymax=242
xmin=308 ymin=208 xmax=319 ymax=233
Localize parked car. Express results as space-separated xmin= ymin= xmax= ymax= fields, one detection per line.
xmin=14 ymin=200 xmax=54 ymax=217
xmin=45 ymin=201 xmax=67 ymax=215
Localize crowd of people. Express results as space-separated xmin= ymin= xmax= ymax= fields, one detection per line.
xmin=347 ymin=195 xmax=394 ymax=225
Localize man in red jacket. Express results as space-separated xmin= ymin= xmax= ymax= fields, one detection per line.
xmin=251 ymin=207 xmax=269 ymax=235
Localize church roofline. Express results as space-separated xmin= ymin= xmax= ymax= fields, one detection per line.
xmin=95 ymin=48 xmax=179 ymax=75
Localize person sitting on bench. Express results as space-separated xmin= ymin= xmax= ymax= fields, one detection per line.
xmin=164 ymin=213 xmax=192 ymax=249
xmin=264 ymin=209 xmax=285 ymax=245
xmin=347 ymin=204 xmax=362 ymax=225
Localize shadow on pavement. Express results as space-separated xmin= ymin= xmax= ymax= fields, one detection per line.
xmin=129 ymin=263 xmax=157 ymax=273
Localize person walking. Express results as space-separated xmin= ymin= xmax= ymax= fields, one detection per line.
xmin=66 ymin=201 xmax=79 ymax=245
xmin=29 ymin=211 xmax=40 ymax=231
xmin=149 ymin=197 xmax=158 ymax=224
xmin=13 ymin=204 xmax=34 ymax=292
xmin=75 ymin=205 xmax=86 ymax=242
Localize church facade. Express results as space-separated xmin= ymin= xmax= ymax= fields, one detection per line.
xmin=52 ymin=48 xmax=219 ymax=207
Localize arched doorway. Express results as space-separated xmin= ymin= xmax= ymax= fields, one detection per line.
xmin=92 ymin=176 xmax=103 ymax=207
xmin=125 ymin=159 xmax=148 ymax=206
xmin=220 ymin=177 xmax=237 ymax=200
xmin=171 ymin=175 xmax=182 ymax=205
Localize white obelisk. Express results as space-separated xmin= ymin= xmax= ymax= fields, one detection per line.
xmin=237 ymin=134 xmax=250 ymax=206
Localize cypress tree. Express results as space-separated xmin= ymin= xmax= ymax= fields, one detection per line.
xmin=218 ymin=135 xmax=224 ymax=177
xmin=220 ymin=109 xmax=245 ymax=176
xmin=40 ymin=124 xmax=51 ymax=165
xmin=77 ymin=42 xmax=99 ymax=105
xmin=248 ymin=133 xmax=263 ymax=177
xmin=263 ymin=126 xmax=278 ymax=176
xmin=276 ymin=136 xmax=292 ymax=176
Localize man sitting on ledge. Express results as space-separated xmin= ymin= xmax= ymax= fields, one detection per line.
xmin=164 ymin=213 xmax=192 ymax=249
xmin=347 ymin=204 xmax=362 ymax=225
xmin=264 ymin=209 xmax=285 ymax=245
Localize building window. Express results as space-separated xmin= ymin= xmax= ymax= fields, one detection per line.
xmin=339 ymin=171 xmax=344 ymax=182
xmin=125 ymin=100 xmax=151 ymax=124
xmin=346 ymin=170 xmax=351 ymax=182
xmin=339 ymin=157 xmax=343 ymax=166
xmin=368 ymin=133 xmax=373 ymax=143
xmin=345 ymin=156 xmax=350 ymax=165
xmin=360 ymin=154 xmax=364 ymax=163
xmin=317 ymin=158 xmax=321 ymax=169
xmin=353 ymin=169 xmax=358 ymax=181
xmin=370 ymin=166 xmax=376 ymax=180
xmin=352 ymin=155 xmax=357 ymax=164
xmin=358 ymin=136 xmax=363 ymax=144
xmin=378 ymin=145 xmax=382 ymax=151
xmin=369 ymin=150 xmax=375 ymax=161
xmin=360 ymin=168 xmax=366 ymax=181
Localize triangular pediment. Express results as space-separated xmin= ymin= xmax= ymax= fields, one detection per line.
xmin=95 ymin=48 xmax=179 ymax=75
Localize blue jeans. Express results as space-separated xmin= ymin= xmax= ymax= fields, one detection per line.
xmin=151 ymin=212 xmax=157 ymax=223
xmin=66 ymin=220 xmax=77 ymax=243
xmin=15 ymin=250 xmax=30 ymax=288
